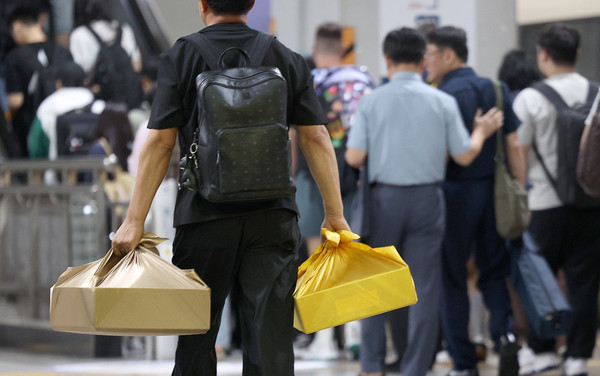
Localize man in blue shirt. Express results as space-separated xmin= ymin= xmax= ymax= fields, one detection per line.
xmin=425 ymin=26 xmax=525 ymax=376
xmin=345 ymin=27 xmax=503 ymax=376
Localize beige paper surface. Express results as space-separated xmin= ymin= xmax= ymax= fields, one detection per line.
xmin=50 ymin=233 xmax=210 ymax=336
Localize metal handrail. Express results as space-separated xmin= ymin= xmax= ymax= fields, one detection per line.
xmin=0 ymin=157 xmax=122 ymax=320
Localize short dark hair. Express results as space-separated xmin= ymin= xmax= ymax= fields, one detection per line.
xmin=206 ymin=0 xmax=254 ymax=15
xmin=537 ymin=24 xmax=580 ymax=65
xmin=315 ymin=23 xmax=343 ymax=55
xmin=57 ymin=62 xmax=86 ymax=87
xmin=498 ymin=49 xmax=542 ymax=92
xmin=7 ymin=6 xmax=40 ymax=27
xmin=426 ymin=26 xmax=468 ymax=62
xmin=73 ymin=0 xmax=111 ymax=27
xmin=383 ymin=27 xmax=426 ymax=65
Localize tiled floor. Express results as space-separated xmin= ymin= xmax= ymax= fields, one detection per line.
xmin=2 ymin=347 xmax=599 ymax=376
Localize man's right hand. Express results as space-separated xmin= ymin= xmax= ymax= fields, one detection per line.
xmin=473 ymin=107 xmax=504 ymax=139
xmin=111 ymin=219 xmax=144 ymax=257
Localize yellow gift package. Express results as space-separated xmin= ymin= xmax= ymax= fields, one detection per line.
xmin=293 ymin=229 xmax=417 ymax=334
xmin=50 ymin=233 xmax=210 ymax=336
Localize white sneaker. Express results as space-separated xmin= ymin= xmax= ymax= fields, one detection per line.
xmin=564 ymin=357 xmax=587 ymax=376
xmin=518 ymin=348 xmax=560 ymax=375
xmin=295 ymin=328 xmax=339 ymax=360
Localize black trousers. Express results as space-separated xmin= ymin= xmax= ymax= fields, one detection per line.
xmin=526 ymin=206 xmax=600 ymax=358
xmin=171 ymin=209 xmax=301 ymax=376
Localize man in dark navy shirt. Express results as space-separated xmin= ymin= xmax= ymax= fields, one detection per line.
xmin=112 ymin=0 xmax=350 ymax=375
xmin=425 ymin=26 xmax=525 ymax=376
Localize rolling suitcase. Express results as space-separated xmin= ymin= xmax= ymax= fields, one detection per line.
xmin=511 ymin=232 xmax=572 ymax=339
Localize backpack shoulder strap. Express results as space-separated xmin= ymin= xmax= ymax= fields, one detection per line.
xmin=586 ymin=82 xmax=599 ymax=104
xmin=532 ymin=82 xmax=569 ymax=111
xmin=248 ymin=32 xmax=275 ymax=66
xmin=181 ymin=33 xmax=219 ymax=71
xmin=114 ymin=23 xmax=123 ymax=45
xmin=85 ymin=24 xmax=106 ymax=47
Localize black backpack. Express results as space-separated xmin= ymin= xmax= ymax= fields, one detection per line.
xmin=56 ymin=103 xmax=99 ymax=157
xmin=86 ymin=24 xmax=143 ymax=109
xmin=28 ymin=44 xmax=71 ymax=113
xmin=179 ymin=32 xmax=295 ymax=203
xmin=532 ymin=82 xmax=600 ymax=207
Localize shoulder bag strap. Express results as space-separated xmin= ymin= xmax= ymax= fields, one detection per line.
xmin=493 ymin=80 xmax=505 ymax=162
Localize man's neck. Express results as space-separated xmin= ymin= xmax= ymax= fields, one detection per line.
xmin=315 ymin=54 xmax=342 ymax=69
xmin=21 ymin=28 xmax=46 ymax=44
xmin=388 ymin=63 xmax=421 ymax=78
xmin=203 ymin=13 xmax=247 ymax=27
xmin=544 ymin=65 xmax=577 ymax=78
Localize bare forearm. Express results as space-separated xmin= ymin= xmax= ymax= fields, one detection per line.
xmin=298 ymin=125 xmax=344 ymax=216
xmin=124 ymin=130 xmax=175 ymax=225
xmin=453 ymin=128 xmax=486 ymax=167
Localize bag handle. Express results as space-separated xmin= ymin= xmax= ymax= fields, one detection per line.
xmin=217 ymin=47 xmax=252 ymax=70
xmin=93 ymin=233 xmax=166 ymax=285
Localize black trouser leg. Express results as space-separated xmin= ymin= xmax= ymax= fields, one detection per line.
xmin=525 ymin=207 xmax=567 ymax=354
xmin=170 ymin=209 xmax=300 ymax=376
xmin=236 ymin=210 xmax=300 ymax=376
xmin=563 ymin=207 xmax=600 ymax=358
xmin=171 ymin=217 xmax=244 ymax=376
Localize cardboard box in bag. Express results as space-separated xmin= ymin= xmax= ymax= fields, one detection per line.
xmin=50 ymin=234 xmax=210 ymax=336
xmin=293 ymin=230 xmax=418 ymax=334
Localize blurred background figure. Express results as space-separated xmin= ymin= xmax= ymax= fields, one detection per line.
xmin=293 ymin=22 xmax=374 ymax=361
xmin=5 ymin=5 xmax=72 ymax=158
xmin=70 ymin=0 xmax=143 ymax=109
xmin=498 ymin=49 xmax=542 ymax=100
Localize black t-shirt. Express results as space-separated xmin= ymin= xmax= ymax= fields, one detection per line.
xmin=5 ymin=41 xmax=72 ymax=153
xmin=148 ymin=23 xmax=327 ymax=227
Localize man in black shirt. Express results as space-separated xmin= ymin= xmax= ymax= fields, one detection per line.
xmin=112 ymin=1 xmax=350 ymax=375
xmin=5 ymin=6 xmax=72 ymax=157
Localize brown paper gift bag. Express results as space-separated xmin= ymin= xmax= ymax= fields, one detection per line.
xmin=293 ymin=229 xmax=418 ymax=334
xmin=50 ymin=233 xmax=210 ymax=336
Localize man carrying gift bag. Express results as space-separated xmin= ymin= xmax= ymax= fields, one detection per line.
xmin=345 ymin=27 xmax=503 ymax=376
xmin=111 ymin=0 xmax=350 ymax=375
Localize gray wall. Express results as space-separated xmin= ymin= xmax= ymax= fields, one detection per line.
xmin=475 ymin=0 xmax=518 ymax=79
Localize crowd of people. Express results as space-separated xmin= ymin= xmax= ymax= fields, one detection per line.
xmin=290 ymin=21 xmax=600 ymax=376
xmin=1 ymin=1 xmax=599 ymax=376
xmin=0 ymin=0 xmax=150 ymax=163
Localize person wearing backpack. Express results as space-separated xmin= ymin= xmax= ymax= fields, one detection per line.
xmin=28 ymin=61 xmax=95 ymax=160
xmin=293 ymin=22 xmax=375 ymax=360
xmin=111 ymin=1 xmax=350 ymax=375
xmin=512 ymin=24 xmax=600 ymax=376
xmin=5 ymin=5 xmax=73 ymax=158
xmin=70 ymin=0 xmax=143 ymax=109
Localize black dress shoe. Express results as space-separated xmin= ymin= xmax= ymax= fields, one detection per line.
xmin=499 ymin=333 xmax=520 ymax=376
